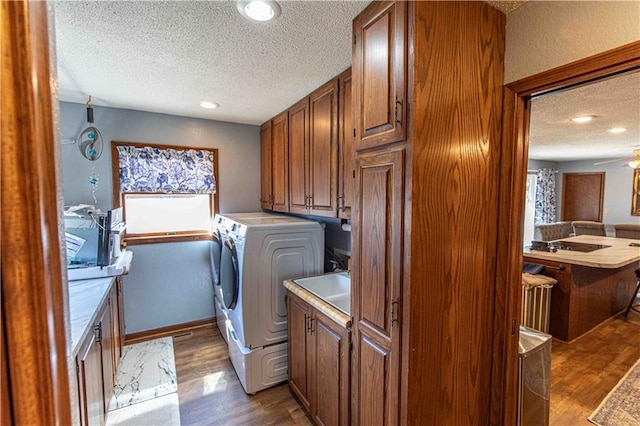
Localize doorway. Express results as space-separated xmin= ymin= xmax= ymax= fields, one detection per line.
xmin=561 ymin=172 xmax=605 ymax=222
xmin=495 ymin=41 xmax=640 ymax=425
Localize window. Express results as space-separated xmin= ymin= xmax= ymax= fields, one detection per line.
xmin=112 ymin=141 xmax=219 ymax=244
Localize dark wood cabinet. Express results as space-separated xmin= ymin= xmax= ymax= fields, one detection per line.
xmin=288 ymin=98 xmax=310 ymax=215
xmin=351 ymin=148 xmax=404 ymax=425
xmin=350 ymin=1 xmax=505 ymax=423
xmin=76 ymin=281 xmax=124 ymax=426
xmin=77 ymin=325 xmax=104 ymax=426
xmin=307 ymin=78 xmax=339 ymax=217
xmin=338 ymin=69 xmax=354 ymax=219
xmin=312 ymin=309 xmax=350 ymax=426
xmin=287 ymin=293 xmax=350 ymax=425
xmin=272 ymin=111 xmax=289 ymax=212
xmin=352 ymin=0 xmax=407 ymax=151
xmin=260 ymin=121 xmax=273 ymax=210
xmin=288 ymin=293 xmax=312 ymax=411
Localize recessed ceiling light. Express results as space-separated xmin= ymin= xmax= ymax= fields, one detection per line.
xmin=570 ymin=115 xmax=595 ymax=123
xmin=237 ymin=0 xmax=281 ymax=22
xmin=607 ymin=127 xmax=626 ymax=134
xmin=200 ymin=101 xmax=220 ymax=109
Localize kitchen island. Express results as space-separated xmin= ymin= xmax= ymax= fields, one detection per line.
xmin=524 ymin=235 xmax=640 ymax=341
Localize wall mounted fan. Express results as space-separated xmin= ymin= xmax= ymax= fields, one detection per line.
xmin=594 ymin=148 xmax=640 ymax=167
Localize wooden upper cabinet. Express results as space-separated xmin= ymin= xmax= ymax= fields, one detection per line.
xmin=289 ymin=98 xmax=310 ymax=215
xmin=260 ymin=121 xmax=273 ymax=210
xmin=352 ymin=148 xmax=404 ymax=426
xmin=271 ymin=111 xmax=289 ymax=212
xmin=338 ymin=69 xmax=354 ymax=219
xmin=353 ymin=0 xmax=407 ymax=150
xmin=308 ymin=78 xmax=339 ymax=217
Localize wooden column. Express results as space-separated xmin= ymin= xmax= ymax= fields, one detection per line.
xmin=1 ymin=1 xmax=72 ymax=424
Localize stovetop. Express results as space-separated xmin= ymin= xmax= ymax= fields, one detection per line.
xmin=530 ymin=240 xmax=611 ymax=253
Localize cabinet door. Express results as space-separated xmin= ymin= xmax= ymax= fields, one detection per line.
xmin=111 ymin=281 xmax=123 ymax=376
xmin=353 ymin=0 xmax=407 ymax=150
xmin=308 ymin=78 xmax=338 ymax=217
xmin=77 ymin=328 xmax=104 ymax=426
xmin=288 ymin=98 xmax=310 ymax=215
xmin=338 ymin=69 xmax=354 ymax=219
xmin=260 ymin=121 xmax=273 ymax=210
xmin=312 ymin=309 xmax=350 ymax=426
xmin=271 ymin=111 xmax=289 ymax=212
xmin=287 ymin=294 xmax=312 ymax=411
xmin=352 ymin=148 xmax=404 ymax=425
xmin=99 ymin=297 xmax=115 ymax=413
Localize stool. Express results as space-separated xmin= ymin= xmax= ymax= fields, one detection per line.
xmin=623 ymin=268 xmax=640 ymax=317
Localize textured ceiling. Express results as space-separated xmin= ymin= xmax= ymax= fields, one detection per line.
xmin=53 ymin=0 xmax=369 ymax=125
xmin=529 ymin=71 xmax=640 ymax=162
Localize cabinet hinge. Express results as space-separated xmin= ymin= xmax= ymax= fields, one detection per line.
xmin=94 ymin=323 xmax=102 ymax=343
xmin=511 ymin=319 xmax=517 ymax=336
xmin=75 ymin=359 xmax=80 ymax=375
xmin=391 ymin=299 xmax=399 ymax=326
xmin=353 ymin=34 xmax=356 ymax=45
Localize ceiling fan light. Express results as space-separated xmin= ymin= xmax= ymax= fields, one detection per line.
xmin=628 ymin=160 xmax=640 ymax=169
xmin=570 ymin=115 xmax=595 ymax=123
xmin=607 ymin=127 xmax=626 ymax=134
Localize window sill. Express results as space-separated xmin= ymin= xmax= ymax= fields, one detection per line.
xmin=124 ymin=233 xmax=212 ymax=246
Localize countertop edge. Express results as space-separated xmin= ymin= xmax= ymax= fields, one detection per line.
xmin=284 ymin=279 xmax=351 ymax=329
xmin=69 ymin=277 xmax=116 ymax=356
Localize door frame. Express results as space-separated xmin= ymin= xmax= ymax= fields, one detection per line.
xmin=493 ymin=41 xmax=640 ymax=425
xmin=1 ymin=1 xmax=72 ymax=424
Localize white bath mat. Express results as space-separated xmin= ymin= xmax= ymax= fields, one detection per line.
xmin=109 ymin=337 xmax=178 ymax=411
xmin=107 ymin=392 xmax=180 ymax=426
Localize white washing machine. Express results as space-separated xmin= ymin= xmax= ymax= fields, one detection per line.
xmin=211 ymin=212 xmax=276 ymax=343
xmin=210 ymin=212 xmax=324 ymax=394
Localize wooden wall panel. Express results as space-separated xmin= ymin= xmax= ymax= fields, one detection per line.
xmin=1 ymin=1 xmax=72 ymax=423
xmin=405 ymin=2 xmax=505 ymax=424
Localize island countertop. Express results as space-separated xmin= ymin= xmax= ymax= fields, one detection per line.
xmin=524 ymin=235 xmax=640 ymax=269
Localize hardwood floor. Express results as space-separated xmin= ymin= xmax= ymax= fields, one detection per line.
xmin=171 ymin=309 xmax=640 ymax=425
xmin=172 ymin=324 xmax=312 ymax=426
xmin=549 ymin=311 xmax=640 ymax=424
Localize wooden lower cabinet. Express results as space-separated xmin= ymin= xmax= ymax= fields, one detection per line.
xmin=287 ymin=293 xmax=350 ymax=425
xmin=352 ymin=148 xmax=404 ymax=425
xmin=76 ymin=281 xmax=124 ymax=426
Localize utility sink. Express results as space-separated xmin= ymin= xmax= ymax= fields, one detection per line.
xmin=293 ymin=271 xmax=350 ymax=315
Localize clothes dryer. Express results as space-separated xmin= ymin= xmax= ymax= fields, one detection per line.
xmin=214 ymin=212 xmax=324 ymax=393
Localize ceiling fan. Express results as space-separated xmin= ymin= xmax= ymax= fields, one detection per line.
xmin=594 ymin=148 xmax=640 ymax=168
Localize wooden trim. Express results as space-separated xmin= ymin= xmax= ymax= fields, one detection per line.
xmin=496 ymin=41 xmax=640 ymax=425
xmin=124 ymin=318 xmax=216 ymax=345
xmin=1 ymin=2 xmax=72 ymax=424
xmin=507 ymin=41 xmax=640 ymax=97
xmin=125 ymin=232 xmax=213 ymax=245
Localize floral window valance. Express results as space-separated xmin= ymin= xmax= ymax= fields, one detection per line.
xmin=117 ymin=145 xmax=216 ymax=194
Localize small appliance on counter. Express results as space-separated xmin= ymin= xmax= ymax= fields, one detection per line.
xmin=64 ymin=206 xmax=132 ymax=281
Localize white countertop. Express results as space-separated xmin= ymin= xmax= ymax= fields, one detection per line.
xmin=524 ymin=235 xmax=640 ymax=269
xmin=68 ymin=277 xmax=115 ymax=355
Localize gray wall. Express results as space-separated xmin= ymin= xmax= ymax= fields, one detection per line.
xmin=60 ymin=101 xmax=261 ymax=333
xmin=527 ymin=158 xmax=638 ymax=225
